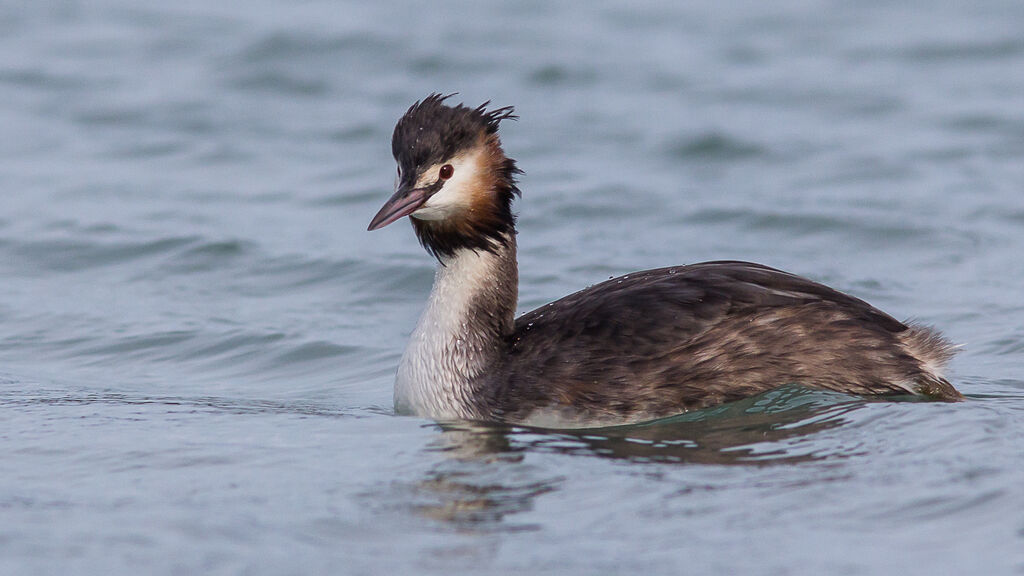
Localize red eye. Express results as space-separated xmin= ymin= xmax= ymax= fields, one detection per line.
xmin=439 ymin=164 xmax=454 ymax=180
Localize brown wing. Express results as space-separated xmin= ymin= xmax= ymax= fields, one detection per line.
xmin=493 ymin=261 xmax=928 ymax=423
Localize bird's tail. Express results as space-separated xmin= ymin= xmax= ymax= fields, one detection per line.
xmin=900 ymin=323 xmax=962 ymax=400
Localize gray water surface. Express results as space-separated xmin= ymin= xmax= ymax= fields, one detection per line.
xmin=2 ymin=1 xmax=1024 ymax=574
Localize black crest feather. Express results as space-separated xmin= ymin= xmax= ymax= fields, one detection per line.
xmin=392 ymin=93 xmax=516 ymax=172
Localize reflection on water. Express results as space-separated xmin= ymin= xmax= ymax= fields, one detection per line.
xmin=439 ymin=386 xmax=867 ymax=464
xmin=413 ymin=468 xmax=557 ymax=532
xmin=410 ymin=386 xmax=867 ymax=530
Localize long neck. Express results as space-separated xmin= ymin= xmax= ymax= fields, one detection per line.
xmin=395 ymin=233 xmax=518 ymax=420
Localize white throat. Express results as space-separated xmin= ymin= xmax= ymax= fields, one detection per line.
xmin=394 ymin=236 xmax=517 ymax=421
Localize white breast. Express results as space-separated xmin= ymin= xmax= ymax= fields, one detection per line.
xmin=394 ymin=246 xmax=501 ymax=420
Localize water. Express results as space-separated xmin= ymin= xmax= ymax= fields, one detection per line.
xmin=2 ymin=1 xmax=1023 ymax=574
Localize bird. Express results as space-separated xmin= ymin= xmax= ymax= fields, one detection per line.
xmin=367 ymin=93 xmax=960 ymax=428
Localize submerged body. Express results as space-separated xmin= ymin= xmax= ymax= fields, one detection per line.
xmin=370 ymin=95 xmax=960 ymax=428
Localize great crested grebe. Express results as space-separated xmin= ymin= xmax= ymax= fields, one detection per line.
xmin=368 ymin=94 xmax=961 ymax=428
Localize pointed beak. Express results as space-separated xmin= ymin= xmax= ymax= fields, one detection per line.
xmin=367 ymin=183 xmax=428 ymax=231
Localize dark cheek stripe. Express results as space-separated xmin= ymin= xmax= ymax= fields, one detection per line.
xmin=422 ymin=178 xmax=444 ymax=199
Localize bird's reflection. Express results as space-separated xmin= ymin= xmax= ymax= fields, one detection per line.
xmin=410 ymin=386 xmax=870 ymax=530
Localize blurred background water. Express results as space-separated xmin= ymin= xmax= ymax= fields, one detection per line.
xmin=2 ymin=1 xmax=1023 ymax=574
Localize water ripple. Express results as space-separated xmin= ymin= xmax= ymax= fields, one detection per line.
xmin=665 ymin=132 xmax=769 ymax=162
xmin=902 ymin=38 xmax=1024 ymax=62
xmin=0 ymin=388 xmax=353 ymax=418
xmin=6 ymin=235 xmax=198 ymax=273
xmin=236 ymin=31 xmax=393 ymax=64
xmin=680 ymin=206 xmax=940 ymax=242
